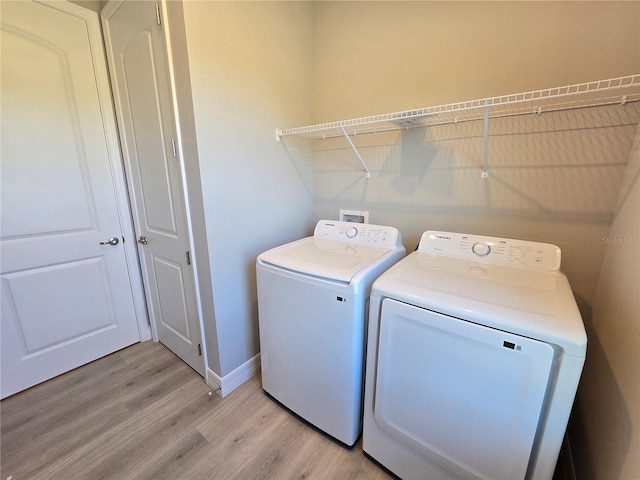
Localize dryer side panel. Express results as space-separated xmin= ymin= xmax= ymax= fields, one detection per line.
xmin=374 ymin=298 xmax=555 ymax=480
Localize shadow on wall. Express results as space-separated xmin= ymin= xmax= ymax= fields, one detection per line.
xmin=279 ymin=135 xmax=315 ymax=202
xmin=391 ymin=126 xmax=440 ymax=195
xmin=312 ymin=102 xmax=640 ymax=225
xmin=569 ymin=300 xmax=633 ymax=480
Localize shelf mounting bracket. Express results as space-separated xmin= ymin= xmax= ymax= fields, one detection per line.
xmin=482 ymin=100 xmax=489 ymax=179
xmin=339 ymin=125 xmax=371 ymax=178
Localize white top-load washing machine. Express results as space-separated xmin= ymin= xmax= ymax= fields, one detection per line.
xmin=363 ymin=231 xmax=587 ymax=480
xmin=257 ymin=220 xmax=405 ymax=446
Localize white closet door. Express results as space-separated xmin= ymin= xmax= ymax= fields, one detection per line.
xmin=101 ymin=0 xmax=204 ymax=376
xmin=1 ymin=0 xmax=140 ymax=398
xmin=374 ymin=298 xmax=554 ymax=480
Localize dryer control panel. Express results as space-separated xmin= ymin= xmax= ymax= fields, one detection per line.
xmin=314 ymin=220 xmax=402 ymax=249
xmin=418 ymin=231 xmax=561 ymax=271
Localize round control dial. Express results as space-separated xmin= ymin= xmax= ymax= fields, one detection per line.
xmin=345 ymin=226 xmax=358 ymax=238
xmin=472 ymin=241 xmax=491 ymax=257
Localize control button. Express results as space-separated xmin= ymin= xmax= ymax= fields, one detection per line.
xmin=469 ymin=266 xmax=487 ymax=277
xmin=472 ymin=242 xmax=491 ymax=257
xmin=345 ymin=226 xmax=358 ymax=238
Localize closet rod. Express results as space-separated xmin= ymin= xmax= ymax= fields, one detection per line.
xmin=369 ymin=97 xmax=640 ymax=132
xmin=277 ymin=74 xmax=640 ymax=141
xmin=278 ymin=95 xmax=639 ymax=142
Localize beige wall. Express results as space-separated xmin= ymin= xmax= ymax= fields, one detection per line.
xmin=308 ymin=4 xmax=640 ymax=479
xmin=181 ymin=1 xmax=315 ymax=376
xmin=311 ymin=1 xmax=639 ymax=122
xmin=310 ymin=1 xmax=640 ymax=305
xmin=68 ymin=0 xmax=101 ymax=14
xmin=177 ymin=4 xmax=638 ymax=475
xmin=312 ymin=104 xmax=639 ymax=304
xmin=573 ymin=124 xmax=640 ymax=480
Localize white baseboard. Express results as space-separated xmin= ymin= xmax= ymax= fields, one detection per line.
xmin=206 ymin=353 xmax=260 ymax=398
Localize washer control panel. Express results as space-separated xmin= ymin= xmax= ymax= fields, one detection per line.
xmin=314 ymin=220 xmax=402 ymax=248
xmin=418 ymin=230 xmax=561 ymax=270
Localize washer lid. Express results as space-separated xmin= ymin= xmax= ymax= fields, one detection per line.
xmin=258 ymin=237 xmax=393 ymax=283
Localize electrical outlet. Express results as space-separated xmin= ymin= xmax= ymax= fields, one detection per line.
xmin=340 ymin=209 xmax=369 ymax=224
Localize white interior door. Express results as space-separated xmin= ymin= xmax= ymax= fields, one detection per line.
xmin=0 ymin=0 xmax=142 ymax=399
xmin=102 ymin=0 xmax=204 ymax=376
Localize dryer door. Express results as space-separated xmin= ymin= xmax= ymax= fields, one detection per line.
xmin=374 ymin=298 xmax=554 ymax=480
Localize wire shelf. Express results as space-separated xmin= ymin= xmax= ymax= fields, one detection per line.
xmin=277 ymin=74 xmax=640 ymax=140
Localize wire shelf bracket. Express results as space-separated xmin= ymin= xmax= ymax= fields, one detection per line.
xmin=338 ymin=125 xmax=370 ymax=178
xmin=482 ymin=100 xmax=489 ymax=179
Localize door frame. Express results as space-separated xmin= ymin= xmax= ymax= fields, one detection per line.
xmin=100 ymin=0 xmax=208 ymax=371
xmin=33 ymin=0 xmax=152 ymax=342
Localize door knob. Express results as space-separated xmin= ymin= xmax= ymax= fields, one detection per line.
xmin=138 ymin=236 xmax=148 ymax=245
xmin=100 ymin=236 xmax=120 ymax=246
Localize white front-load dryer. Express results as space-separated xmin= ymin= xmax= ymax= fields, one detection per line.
xmin=363 ymin=231 xmax=587 ymax=479
xmin=257 ymin=220 xmax=405 ymax=446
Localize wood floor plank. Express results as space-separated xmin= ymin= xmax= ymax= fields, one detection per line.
xmin=1 ymin=401 xmax=132 ymax=480
xmin=38 ymin=377 xmax=209 ymax=480
xmin=1 ymin=342 xmax=195 ymax=476
xmin=132 ymin=430 xmax=212 ymax=480
xmin=1 ymin=342 xmax=391 ymax=480
xmin=1 ymin=352 xmax=128 ymax=435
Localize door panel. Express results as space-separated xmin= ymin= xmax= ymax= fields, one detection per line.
xmin=4 ymin=258 xmax=118 ymax=353
xmin=102 ymin=0 xmax=204 ymax=376
xmin=2 ymin=14 xmax=99 ymax=238
xmin=121 ymin=31 xmax=178 ymax=235
xmin=0 ymin=0 xmax=141 ymax=398
xmin=153 ymin=255 xmax=191 ymax=340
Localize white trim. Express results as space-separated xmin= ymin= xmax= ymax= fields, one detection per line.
xmin=99 ymin=0 xmax=123 ymax=20
xmin=206 ymin=369 xmax=222 ymax=395
xmin=159 ymin=0 xmax=209 ymax=378
xmin=207 ymin=354 xmax=261 ymax=398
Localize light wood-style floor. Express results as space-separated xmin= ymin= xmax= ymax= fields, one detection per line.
xmin=1 ymin=341 xmax=392 ymax=480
